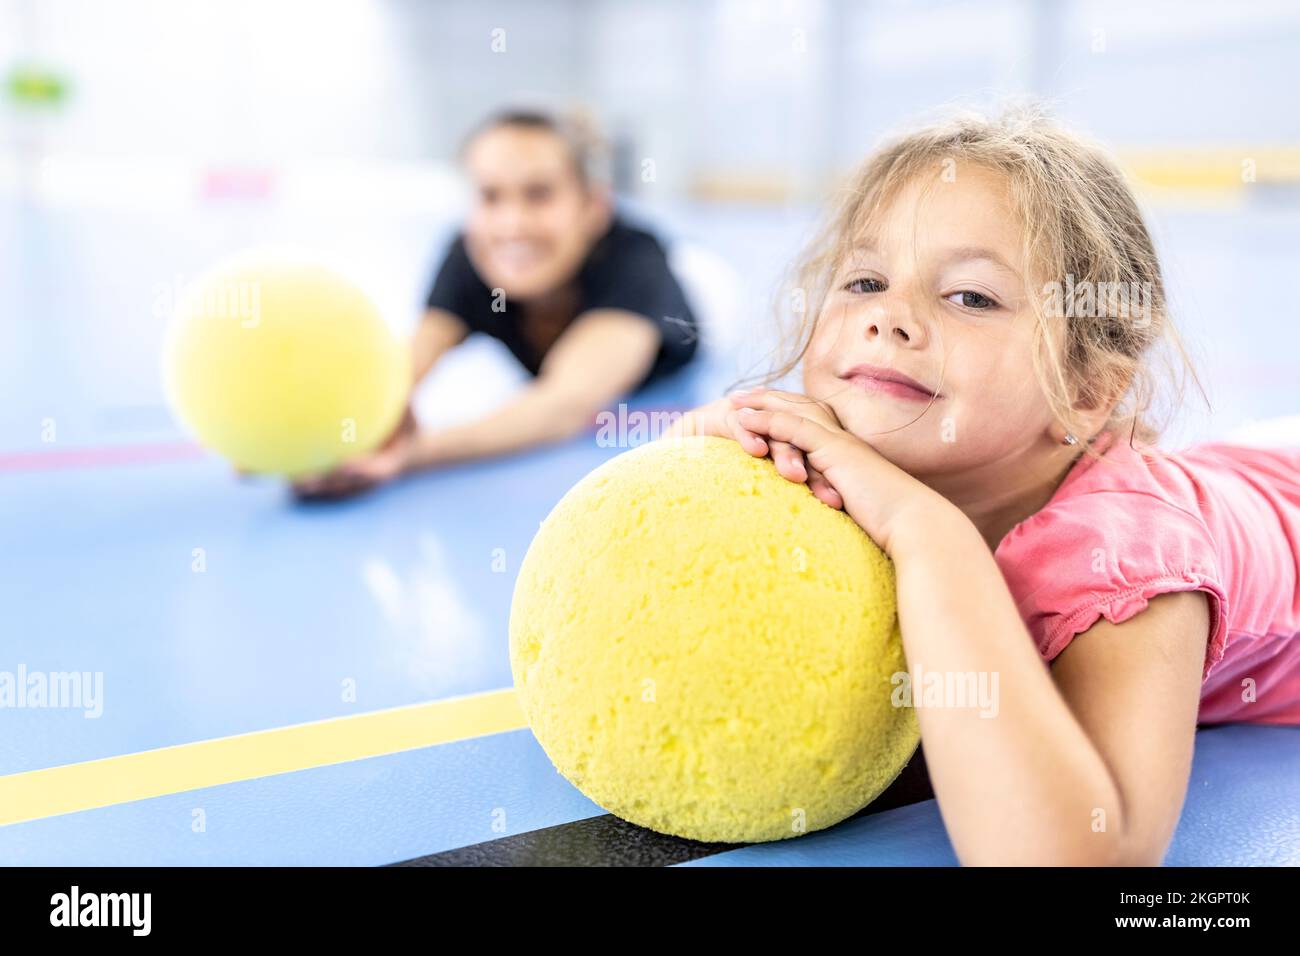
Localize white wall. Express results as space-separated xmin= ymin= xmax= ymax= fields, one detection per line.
xmin=4 ymin=0 xmax=1297 ymax=190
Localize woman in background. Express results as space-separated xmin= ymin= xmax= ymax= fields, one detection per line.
xmin=295 ymin=109 xmax=698 ymax=498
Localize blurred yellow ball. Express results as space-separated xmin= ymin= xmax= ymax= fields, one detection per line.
xmin=163 ymin=254 xmax=408 ymax=478
xmin=509 ymin=436 xmax=918 ymax=843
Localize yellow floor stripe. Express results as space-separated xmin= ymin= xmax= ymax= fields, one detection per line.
xmin=0 ymin=687 xmax=525 ymax=828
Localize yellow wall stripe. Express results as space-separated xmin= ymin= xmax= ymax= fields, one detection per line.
xmin=0 ymin=687 xmax=525 ymax=828
xmin=688 ymin=146 xmax=1300 ymax=204
xmin=1120 ymin=146 xmax=1300 ymax=190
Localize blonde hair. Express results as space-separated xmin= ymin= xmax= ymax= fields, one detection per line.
xmin=750 ymin=102 xmax=1207 ymax=461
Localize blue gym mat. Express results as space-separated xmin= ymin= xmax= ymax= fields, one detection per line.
xmin=2 ymin=200 xmax=1298 ymax=866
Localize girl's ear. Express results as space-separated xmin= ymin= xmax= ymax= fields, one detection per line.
xmin=1070 ymin=356 xmax=1133 ymax=435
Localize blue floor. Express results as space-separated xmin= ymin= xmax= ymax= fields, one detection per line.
xmin=1 ymin=193 xmax=1297 ymax=865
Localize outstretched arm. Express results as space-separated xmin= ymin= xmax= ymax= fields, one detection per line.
xmin=413 ymin=307 xmax=471 ymax=381
xmin=290 ymin=307 xmax=465 ymax=498
xmin=404 ymin=309 xmax=660 ymax=468
xmin=292 ymin=308 xmax=656 ymax=498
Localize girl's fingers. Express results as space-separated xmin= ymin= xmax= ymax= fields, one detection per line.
xmin=730 ymin=389 xmax=841 ymax=430
xmin=727 ymin=386 xmax=767 ymax=403
xmin=726 ymin=409 xmax=769 ymax=457
xmin=730 ymin=387 xmax=805 ymax=410
xmin=736 ymin=406 xmax=833 ymax=454
xmin=728 ymin=388 xmax=777 ymax=410
xmin=768 ymin=440 xmax=807 ymax=483
xmin=663 ymin=397 xmax=736 ymax=442
xmin=807 ymin=464 xmax=843 ymax=510
xmin=726 ymin=398 xmax=807 ymax=483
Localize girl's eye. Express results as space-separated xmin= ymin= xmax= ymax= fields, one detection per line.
xmin=844 ymin=277 xmax=885 ymax=294
xmin=946 ymin=290 xmax=998 ymax=310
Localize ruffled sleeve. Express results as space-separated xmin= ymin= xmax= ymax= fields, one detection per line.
xmin=995 ymin=491 xmax=1231 ymax=681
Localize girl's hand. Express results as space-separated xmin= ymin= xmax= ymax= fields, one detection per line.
xmin=660 ymin=388 xmax=844 ymax=510
xmin=727 ymin=387 xmax=844 ymax=510
xmin=659 ymin=392 xmax=769 ymax=458
xmin=729 ymin=389 xmax=947 ymax=556
xmin=660 ymin=394 xmax=753 ymax=447
xmin=291 ymin=405 xmax=418 ymax=501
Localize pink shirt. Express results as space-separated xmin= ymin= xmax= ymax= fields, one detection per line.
xmin=995 ymin=429 xmax=1300 ymax=725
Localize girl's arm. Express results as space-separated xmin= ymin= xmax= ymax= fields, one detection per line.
xmin=890 ymin=504 xmax=1209 ymax=866
xmin=725 ymin=388 xmax=1210 ymax=865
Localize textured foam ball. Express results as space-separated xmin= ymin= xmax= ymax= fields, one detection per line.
xmin=509 ymin=436 xmax=918 ymax=843
xmin=162 ymin=254 xmax=408 ymax=478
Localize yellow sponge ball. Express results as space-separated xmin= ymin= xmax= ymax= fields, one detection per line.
xmin=162 ymin=254 xmax=408 ymax=478
xmin=509 ymin=436 xmax=918 ymax=843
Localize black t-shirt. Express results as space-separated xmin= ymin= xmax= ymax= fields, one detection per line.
xmin=423 ymin=217 xmax=698 ymax=390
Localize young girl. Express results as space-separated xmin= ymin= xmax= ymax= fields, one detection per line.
xmin=672 ymin=105 xmax=1300 ymax=865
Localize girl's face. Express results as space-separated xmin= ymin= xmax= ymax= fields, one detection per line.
xmin=802 ymin=163 xmax=1059 ymax=480
xmin=463 ymin=125 xmax=609 ymax=302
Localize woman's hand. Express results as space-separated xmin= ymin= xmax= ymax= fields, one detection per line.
xmin=728 ymin=388 xmax=949 ymax=556
xmin=660 ymin=388 xmax=844 ymax=510
xmin=291 ymin=405 xmax=419 ymax=501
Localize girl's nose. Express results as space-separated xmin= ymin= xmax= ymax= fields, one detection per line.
xmin=863 ymin=294 xmax=927 ymax=348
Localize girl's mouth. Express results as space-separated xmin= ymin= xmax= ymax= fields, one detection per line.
xmin=840 ymin=365 xmax=939 ymax=402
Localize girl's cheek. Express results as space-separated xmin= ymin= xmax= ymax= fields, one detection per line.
xmin=805 ymin=317 xmax=841 ymax=369
xmin=803 ymin=338 xmax=829 ymax=374
xmin=803 ymin=346 xmax=840 ymax=393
